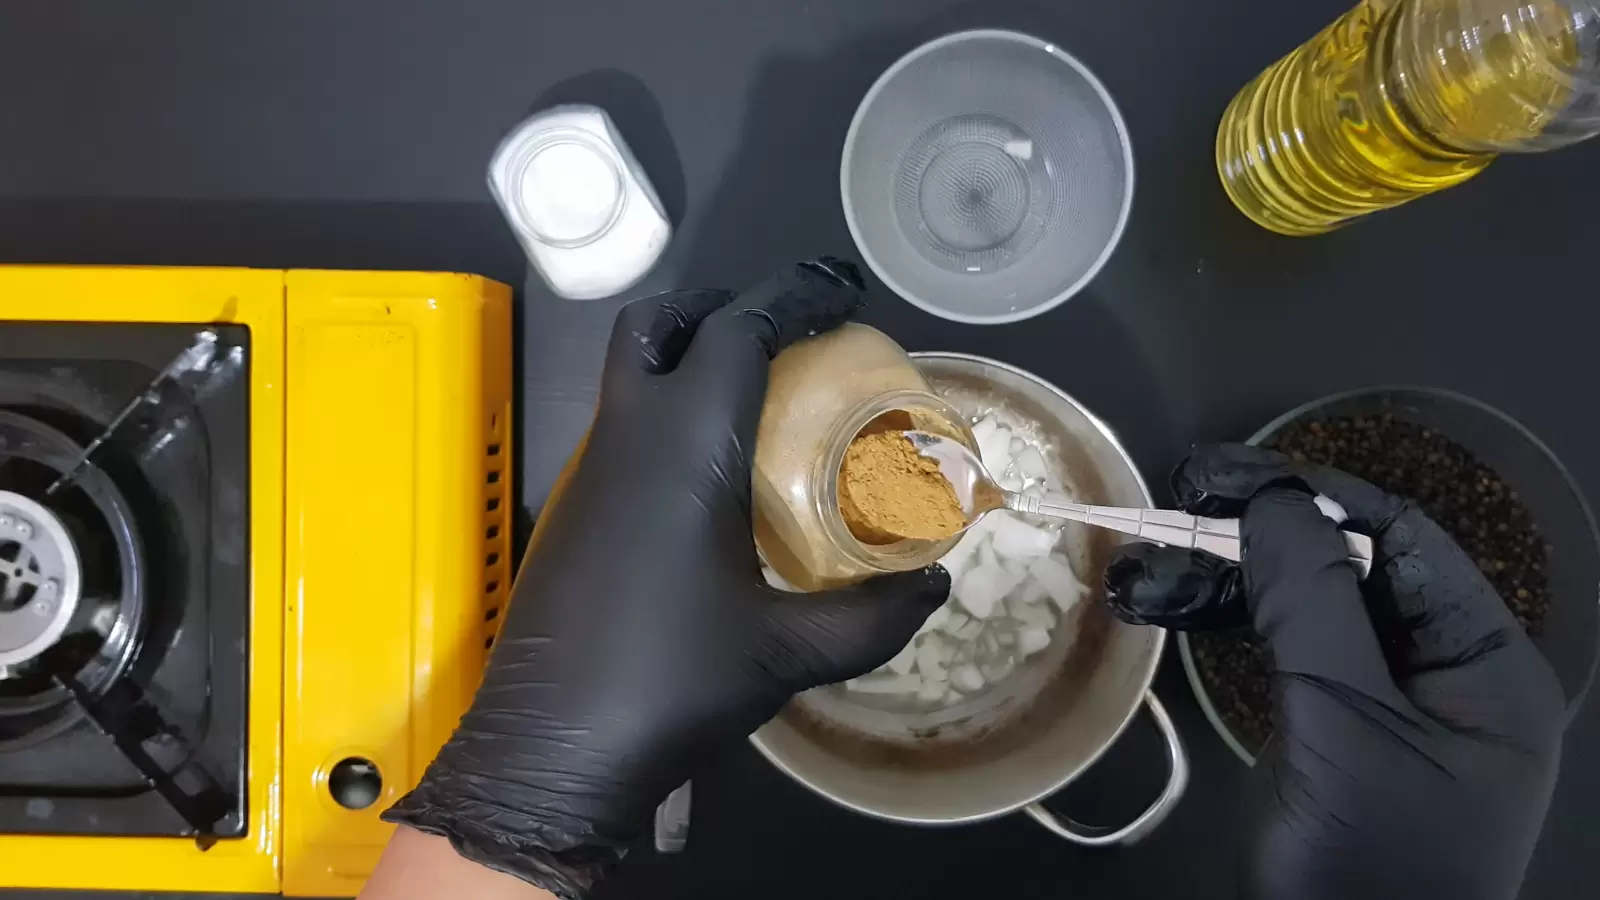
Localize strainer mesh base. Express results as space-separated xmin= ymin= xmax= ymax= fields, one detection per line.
xmin=894 ymin=114 xmax=1057 ymax=275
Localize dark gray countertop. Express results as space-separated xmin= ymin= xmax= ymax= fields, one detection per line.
xmin=1 ymin=1 xmax=1596 ymax=898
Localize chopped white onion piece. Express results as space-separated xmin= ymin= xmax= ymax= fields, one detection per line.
xmin=955 ymin=619 xmax=984 ymax=641
xmin=976 ymin=422 xmax=1014 ymax=476
xmin=950 ymin=663 xmax=986 ymax=693
xmin=938 ymin=526 xmax=986 ymax=583
xmin=847 ymin=673 xmax=922 ymax=694
xmin=917 ymin=674 xmax=948 ymax=704
xmin=1015 ymin=601 xmax=1056 ymax=631
xmin=1018 ymin=626 xmax=1053 ymax=657
xmin=938 ymin=609 xmax=971 ymax=637
xmin=1003 ymin=559 xmax=1031 ymax=586
xmin=980 ymin=655 xmax=1015 ymax=683
xmin=916 ymin=633 xmax=951 ymax=678
xmin=1009 ymin=578 xmax=1049 ymax=611
xmin=1030 ymin=554 xmax=1088 ymax=613
xmin=885 ymin=641 xmax=917 ymax=676
xmin=991 ymin=515 xmax=1058 ymax=561
xmin=970 ymin=415 xmax=999 ymax=450
xmin=954 ymin=561 xmax=1022 ymax=619
xmin=1015 ymin=446 xmax=1050 ymax=482
xmin=978 ymin=534 xmax=1001 ymax=571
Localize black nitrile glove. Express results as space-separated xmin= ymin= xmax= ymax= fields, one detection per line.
xmin=1105 ymin=444 xmax=1566 ymax=900
xmin=382 ymin=259 xmax=950 ymax=899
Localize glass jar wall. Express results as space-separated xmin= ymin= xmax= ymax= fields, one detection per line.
xmin=752 ymin=323 xmax=975 ymax=591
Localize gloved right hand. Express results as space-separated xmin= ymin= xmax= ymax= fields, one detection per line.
xmin=381 ymin=259 xmax=950 ymax=900
xmin=1105 ymin=444 xmax=1567 ymax=900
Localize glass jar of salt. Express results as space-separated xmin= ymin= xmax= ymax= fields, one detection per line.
xmin=753 ymin=323 xmax=976 ymax=591
xmin=488 ymin=104 xmax=671 ymax=300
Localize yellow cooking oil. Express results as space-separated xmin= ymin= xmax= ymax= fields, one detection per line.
xmin=1217 ymin=0 xmax=1582 ymax=235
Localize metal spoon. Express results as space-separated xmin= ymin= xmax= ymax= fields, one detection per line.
xmin=904 ymin=430 xmax=1374 ymax=579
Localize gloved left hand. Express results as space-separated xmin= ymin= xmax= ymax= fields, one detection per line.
xmin=383 ymin=259 xmax=951 ymax=899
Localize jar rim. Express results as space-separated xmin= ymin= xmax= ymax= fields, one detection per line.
xmin=811 ymin=388 xmax=976 ymax=572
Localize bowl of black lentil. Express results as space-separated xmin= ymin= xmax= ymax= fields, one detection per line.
xmin=1180 ymin=386 xmax=1600 ymax=765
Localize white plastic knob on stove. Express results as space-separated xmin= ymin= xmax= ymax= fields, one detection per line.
xmin=488 ymin=104 xmax=671 ymax=300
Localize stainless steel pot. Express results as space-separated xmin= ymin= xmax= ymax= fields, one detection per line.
xmin=750 ymin=353 xmax=1187 ymax=845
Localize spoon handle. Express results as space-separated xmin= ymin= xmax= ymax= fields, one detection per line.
xmin=1005 ymin=493 xmax=1374 ymax=580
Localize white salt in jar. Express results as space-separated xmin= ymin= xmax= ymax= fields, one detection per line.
xmin=488 ymin=104 xmax=671 ymax=300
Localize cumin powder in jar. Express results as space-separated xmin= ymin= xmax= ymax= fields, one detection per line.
xmin=837 ymin=423 xmax=967 ymax=545
xmin=752 ymin=323 xmax=974 ymax=591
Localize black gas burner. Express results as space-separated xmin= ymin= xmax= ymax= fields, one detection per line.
xmin=0 ymin=407 xmax=233 ymax=839
xmin=0 ymin=409 xmax=146 ymax=747
xmin=0 ymin=323 xmax=250 ymax=843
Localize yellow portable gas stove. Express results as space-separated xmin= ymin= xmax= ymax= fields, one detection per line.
xmin=0 ymin=266 xmax=513 ymax=896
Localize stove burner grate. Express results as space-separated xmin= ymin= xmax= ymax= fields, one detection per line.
xmin=0 ymin=410 xmax=144 ymax=740
xmin=0 ymin=331 xmax=240 ymax=839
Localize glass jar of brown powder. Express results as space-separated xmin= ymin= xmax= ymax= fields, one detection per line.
xmin=753 ymin=323 xmax=975 ymax=591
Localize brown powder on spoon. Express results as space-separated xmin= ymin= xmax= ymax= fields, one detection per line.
xmin=837 ymin=419 xmax=968 ymax=545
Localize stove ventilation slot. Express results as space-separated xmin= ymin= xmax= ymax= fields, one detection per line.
xmin=483 ymin=410 xmax=510 ymax=653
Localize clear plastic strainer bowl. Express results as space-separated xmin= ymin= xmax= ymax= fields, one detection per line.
xmin=842 ymin=29 xmax=1134 ymax=325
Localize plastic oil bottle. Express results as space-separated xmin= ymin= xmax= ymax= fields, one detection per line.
xmin=1216 ymin=0 xmax=1600 ymax=235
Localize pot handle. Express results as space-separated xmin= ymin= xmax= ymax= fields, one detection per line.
xmin=1023 ymin=691 xmax=1188 ymax=846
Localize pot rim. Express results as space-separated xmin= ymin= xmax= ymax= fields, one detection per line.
xmin=1180 ymin=383 xmax=1600 ymax=767
xmin=750 ymin=350 xmax=1164 ymax=825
